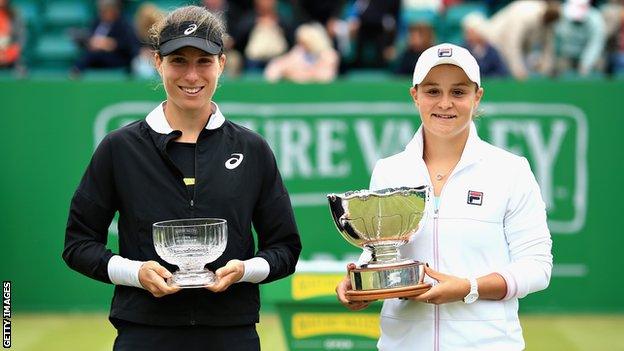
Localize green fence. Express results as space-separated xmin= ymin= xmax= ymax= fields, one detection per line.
xmin=1 ymin=79 xmax=622 ymax=314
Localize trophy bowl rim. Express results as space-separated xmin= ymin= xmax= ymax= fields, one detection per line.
xmin=327 ymin=186 xmax=428 ymax=201
xmin=153 ymin=217 xmax=228 ymax=229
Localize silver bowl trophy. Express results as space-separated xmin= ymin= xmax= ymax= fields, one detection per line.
xmin=328 ymin=187 xmax=431 ymax=301
xmin=153 ymin=218 xmax=227 ymax=288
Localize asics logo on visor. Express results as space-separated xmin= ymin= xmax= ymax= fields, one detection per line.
xmin=225 ymin=153 xmax=244 ymax=170
xmin=184 ymin=23 xmax=198 ymax=35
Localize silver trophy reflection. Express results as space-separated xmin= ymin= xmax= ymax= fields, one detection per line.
xmin=153 ymin=218 xmax=227 ymax=288
xmin=328 ymin=187 xmax=431 ymax=301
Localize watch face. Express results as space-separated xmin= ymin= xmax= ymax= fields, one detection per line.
xmin=464 ymin=294 xmax=478 ymax=304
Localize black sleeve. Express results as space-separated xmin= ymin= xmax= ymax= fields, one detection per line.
xmin=252 ymin=140 xmax=302 ymax=284
xmin=63 ymin=136 xmax=118 ymax=284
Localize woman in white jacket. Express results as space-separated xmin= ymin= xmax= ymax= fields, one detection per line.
xmin=335 ymin=43 xmax=553 ymax=350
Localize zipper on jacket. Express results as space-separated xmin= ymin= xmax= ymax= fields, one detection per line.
xmin=190 ymin=138 xmax=199 ymax=213
xmin=431 ymin=169 xmax=459 ymax=351
xmin=421 ymin=139 xmax=480 ymax=351
xmin=433 ymin=204 xmax=440 ymax=351
xmin=161 ymin=137 xmax=197 ymax=213
xmin=420 ymin=154 xmax=458 ymax=351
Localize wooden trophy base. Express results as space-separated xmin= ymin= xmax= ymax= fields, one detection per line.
xmin=345 ymin=283 xmax=431 ymax=301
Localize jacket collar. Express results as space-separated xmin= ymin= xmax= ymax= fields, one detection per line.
xmin=145 ymin=101 xmax=226 ymax=135
xmin=405 ymin=121 xmax=484 ymax=174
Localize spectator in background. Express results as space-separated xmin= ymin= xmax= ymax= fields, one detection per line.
xmin=462 ymin=12 xmax=509 ymax=78
xmin=478 ymin=0 xmax=560 ymax=80
xmin=291 ymin=0 xmax=348 ymax=60
xmin=72 ymin=0 xmax=139 ymax=75
xmin=349 ymin=0 xmax=400 ymax=69
xmin=202 ymin=0 xmax=244 ymax=77
xmin=601 ymin=0 xmax=624 ymax=76
xmin=132 ymin=2 xmax=163 ymax=79
xmin=264 ymin=22 xmax=339 ymax=83
xmin=231 ymin=0 xmax=294 ymax=71
xmin=0 ymin=0 xmax=23 ymax=69
xmin=554 ymin=0 xmax=606 ymax=77
xmin=393 ymin=21 xmax=435 ymax=76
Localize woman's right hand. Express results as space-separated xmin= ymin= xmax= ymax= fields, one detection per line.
xmin=138 ymin=261 xmax=181 ymax=298
xmin=336 ymin=263 xmax=371 ymax=311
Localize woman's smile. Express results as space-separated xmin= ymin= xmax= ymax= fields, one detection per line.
xmin=431 ymin=113 xmax=457 ymax=119
xmin=179 ymin=85 xmax=205 ymax=95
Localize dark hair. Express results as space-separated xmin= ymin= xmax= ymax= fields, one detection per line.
xmin=149 ymin=5 xmax=226 ymax=57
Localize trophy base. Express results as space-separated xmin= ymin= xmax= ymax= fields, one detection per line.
xmin=168 ymin=270 xmax=216 ymax=289
xmin=346 ymin=284 xmax=431 ymax=301
xmin=348 ymin=261 xmax=430 ymax=300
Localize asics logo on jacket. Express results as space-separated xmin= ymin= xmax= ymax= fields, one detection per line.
xmin=225 ymin=153 xmax=244 ymax=169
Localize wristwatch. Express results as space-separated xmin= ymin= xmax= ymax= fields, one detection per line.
xmin=463 ymin=277 xmax=479 ymax=304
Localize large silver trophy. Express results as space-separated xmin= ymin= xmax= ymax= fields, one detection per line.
xmin=328 ymin=187 xmax=431 ymax=301
xmin=153 ymin=218 xmax=227 ymax=288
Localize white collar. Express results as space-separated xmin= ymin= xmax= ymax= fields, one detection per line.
xmin=145 ymin=101 xmax=226 ymax=134
xmin=405 ymin=121 xmax=484 ymax=171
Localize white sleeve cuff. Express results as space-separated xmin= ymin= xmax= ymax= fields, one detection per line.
xmin=496 ymin=260 xmax=552 ymax=300
xmin=497 ymin=269 xmax=518 ymax=300
xmin=238 ymin=257 xmax=270 ymax=284
xmin=107 ymin=255 xmax=145 ymax=289
xmin=356 ymin=248 xmax=372 ymax=268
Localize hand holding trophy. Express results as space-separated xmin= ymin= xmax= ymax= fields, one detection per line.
xmin=153 ymin=218 xmax=228 ymax=288
xmin=328 ymin=187 xmax=431 ymax=301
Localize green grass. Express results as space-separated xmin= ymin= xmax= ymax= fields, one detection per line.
xmin=10 ymin=313 xmax=287 ymax=351
xmin=522 ymin=315 xmax=624 ymax=350
xmin=9 ymin=313 xmax=624 ymax=350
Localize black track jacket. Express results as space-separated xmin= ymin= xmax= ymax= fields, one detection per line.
xmin=63 ymin=103 xmax=301 ymax=326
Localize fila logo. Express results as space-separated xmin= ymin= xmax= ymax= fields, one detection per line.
xmin=225 ymin=153 xmax=244 ymax=170
xmin=467 ymin=190 xmax=483 ymax=206
xmin=184 ymin=23 xmax=198 ymax=35
xmin=438 ymin=47 xmax=452 ymax=57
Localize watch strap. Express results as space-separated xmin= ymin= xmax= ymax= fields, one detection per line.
xmin=463 ymin=277 xmax=479 ymax=304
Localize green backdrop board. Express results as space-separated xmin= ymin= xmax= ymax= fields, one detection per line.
xmin=1 ymin=79 xmax=622 ymax=313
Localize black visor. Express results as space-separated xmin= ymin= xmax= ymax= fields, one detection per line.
xmin=158 ymin=21 xmax=223 ymax=56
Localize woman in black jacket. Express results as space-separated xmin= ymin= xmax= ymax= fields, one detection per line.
xmin=63 ymin=5 xmax=301 ymax=351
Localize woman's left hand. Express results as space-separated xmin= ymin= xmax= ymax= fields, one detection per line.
xmin=204 ymin=259 xmax=245 ymax=293
xmin=410 ymin=266 xmax=471 ymax=305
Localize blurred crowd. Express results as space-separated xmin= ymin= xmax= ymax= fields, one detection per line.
xmin=1 ymin=0 xmax=624 ymax=81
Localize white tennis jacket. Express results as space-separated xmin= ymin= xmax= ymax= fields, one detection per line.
xmin=371 ymin=123 xmax=553 ymax=351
